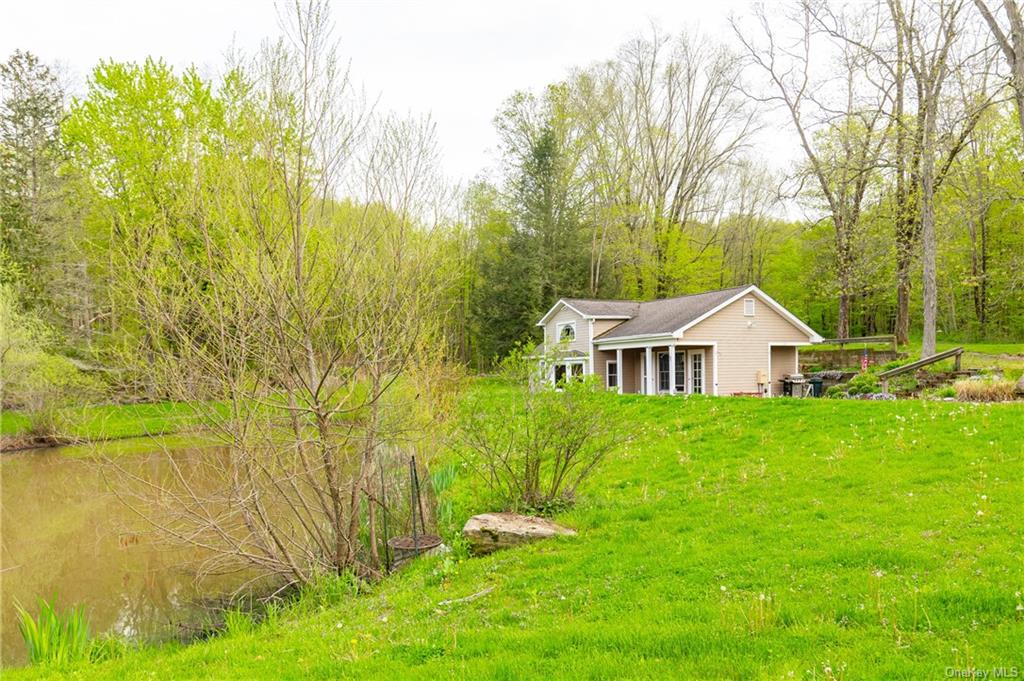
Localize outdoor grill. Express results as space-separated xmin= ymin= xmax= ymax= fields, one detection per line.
xmin=782 ymin=373 xmax=808 ymax=398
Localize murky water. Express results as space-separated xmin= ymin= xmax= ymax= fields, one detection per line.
xmin=0 ymin=444 xmax=260 ymax=667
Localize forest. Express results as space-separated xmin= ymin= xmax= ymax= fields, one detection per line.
xmin=3 ymin=1 xmax=1024 ymax=401
xmin=2 ymin=0 xmax=1024 ymax=675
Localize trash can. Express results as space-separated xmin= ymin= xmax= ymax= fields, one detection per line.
xmin=808 ymin=376 xmax=823 ymax=397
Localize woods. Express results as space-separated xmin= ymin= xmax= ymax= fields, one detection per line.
xmin=2 ymin=0 xmax=1024 ymax=582
xmin=3 ymin=2 xmax=1023 ymax=380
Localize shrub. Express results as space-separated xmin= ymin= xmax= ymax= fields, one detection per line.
xmin=846 ymin=372 xmax=881 ymax=395
xmin=15 ymin=598 xmax=91 ymax=666
xmin=454 ymin=345 xmax=621 ymax=513
xmin=824 ymin=385 xmax=847 ymax=399
xmin=953 ymin=378 xmax=1017 ymax=402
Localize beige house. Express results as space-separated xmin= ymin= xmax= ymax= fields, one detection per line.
xmin=537 ymin=285 xmax=823 ymax=396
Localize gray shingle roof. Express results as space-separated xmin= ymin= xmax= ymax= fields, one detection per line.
xmin=561 ymin=298 xmax=639 ymax=318
xmin=590 ymin=286 xmax=751 ymax=340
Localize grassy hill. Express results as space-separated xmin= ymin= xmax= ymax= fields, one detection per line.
xmin=15 ymin=386 xmax=1024 ymax=679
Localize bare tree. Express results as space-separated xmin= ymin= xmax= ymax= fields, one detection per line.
xmin=888 ymin=0 xmax=967 ymax=356
xmin=973 ymin=0 xmax=1024 ymax=136
xmin=734 ymin=3 xmax=892 ymax=338
xmin=574 ymin=30 xmax=755 ymax=297
xmin=105 ymin=1 xmax=458 ymax=586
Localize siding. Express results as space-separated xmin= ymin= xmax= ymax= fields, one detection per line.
xmin=770 ymin=345 xmax=797 ymax=396
xmin=683 ymin=293 xmax=810 ymax=395
xmin=544 ymin=306 xmax=589 ymax=355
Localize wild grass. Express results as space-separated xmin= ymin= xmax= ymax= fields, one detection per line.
xmin=14 ymin=599 xmax=90 ymax=666
xmin=8 ymin=381 xmax=1024 ymax=679
xmin=954 ymin=378 xmax=1019 ymax=402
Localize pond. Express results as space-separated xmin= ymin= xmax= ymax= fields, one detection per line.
xmin=0 ymin=443 xmax=260 ymax=667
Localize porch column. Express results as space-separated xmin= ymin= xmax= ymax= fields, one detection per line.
xmin=615 ymin=348 xmax=623 ymax=395
xmin=668 ymin=344 xmax=676 ymax=395
xmin=644 ymin=346 xmax=654 ymax=395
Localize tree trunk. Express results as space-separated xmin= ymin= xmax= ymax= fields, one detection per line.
xmin=920 ymin=110 xmax=938 ymax=358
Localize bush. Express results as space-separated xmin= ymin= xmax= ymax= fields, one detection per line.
xmin=953 ymin=378 xmax=1017 ymax=402
xmin=454 ymin=345 xmax=621 ymax=513
xmin=1 ymin=284 xmax=103 ymax=435
xmin=846 ymin=372 xmax=881 ymax=395
xmin=824 ymin=385 xmax=847 ymax=399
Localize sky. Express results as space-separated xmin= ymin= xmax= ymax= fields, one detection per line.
xmin=1 ymin=0 xmax=793 ymax=185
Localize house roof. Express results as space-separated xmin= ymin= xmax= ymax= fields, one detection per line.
xmin=593 ymin=286 xmax=751 ymax=340
xmin=537 ymin=285 xmax=822 ymax=343
xmin=560 ymin=298 xmax=639 ymax=318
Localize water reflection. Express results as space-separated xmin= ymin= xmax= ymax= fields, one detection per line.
xmin=0 ymin=445 xmax=259 ymax=667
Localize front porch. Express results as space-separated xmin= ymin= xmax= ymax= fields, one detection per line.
xmin=594 ymin=343 xmax=715 ymax=396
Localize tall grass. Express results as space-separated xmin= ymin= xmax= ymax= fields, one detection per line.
xmin=953 ymin=378 xmax=1018 ymax=402
xmin=430 ymin=463 xmax=459 ymax=533
xmin=15 ymin=598 xmax=91 ymax=665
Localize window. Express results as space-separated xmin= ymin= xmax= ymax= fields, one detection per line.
xmin=557 ymin=322 xmax=576 ymax=342
xmin=606 ymin=361 xmax=618 ymax=389
xmin=570 ymin=363 xmax=583 ymax=378
xmin=658 ymin=352 xmax=670 ymax=391
xmin=674 ymin=351 xmax=686 ymax=390
xmin=553 ymin=364 xmax=567 ymax=384
xmin=744 ymin=298 xmax=755 ymax=317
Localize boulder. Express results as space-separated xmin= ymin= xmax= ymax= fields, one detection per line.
xmin=1016 ymin=375 xmax=1024 ymax=395
xmin=462 ymin=512 xmax=576 ymax=555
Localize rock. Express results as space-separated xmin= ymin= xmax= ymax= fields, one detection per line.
xmin=462 ymin=512 xmax=576 ymax=555
xmin=1016 ymin=375 xmax=1024 ymax=395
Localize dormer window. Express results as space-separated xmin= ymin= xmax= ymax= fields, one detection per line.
xmin=557 ymin=321 xmax=576 ymax=342
xmin=744 ymin=298 xmax=755 ymax=317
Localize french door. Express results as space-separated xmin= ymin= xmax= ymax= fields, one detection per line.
xmin=655 ymin=350 xmax=689 ymax=393
xmin=690 ymin=349 xmax=705 ymax=395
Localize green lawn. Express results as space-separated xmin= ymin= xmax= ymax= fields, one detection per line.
xmin=11 ymin=385 xmax=1024 ymax=679
xmin=1 ymin=401 xmax=203 ymax=443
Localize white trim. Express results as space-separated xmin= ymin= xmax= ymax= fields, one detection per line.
xmin=605 ymin=359 xmax=619 ymax=390
xmin=673 ymin=285 xmax=823 ymax=342
xmin=588 ymin=320 xmax=595 ymax=375
xmin=644 ymin=347 xmax=654 ymax=395
xmin=668 ymin=345 xmax=676 ymax=395
xmin=594 ymin=335 xmax=677 ymax=350
xmin=556 ymin=320 xmax=577 ymax=343
xmin=615 ymin=348 xmax=623 ymax=394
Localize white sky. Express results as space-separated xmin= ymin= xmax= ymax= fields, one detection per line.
xmin=1 ymin=0 xmax=797 ymax=185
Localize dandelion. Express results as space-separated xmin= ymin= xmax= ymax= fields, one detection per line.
xmin=980 ymin=494 xmax=987 ymax=500
xmin=977 ymin=510 xmax=984 ymax=517
xmin=1016 ymin=604 xmax=1023 ymax=612
xmin=720 ymin=585 xmax=727 ymax=592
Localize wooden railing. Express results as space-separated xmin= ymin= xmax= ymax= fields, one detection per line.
xmin=817 ymin=335 xmax=898 ymax=352
xmin=878 ymin=346 xmax=964 ymax=393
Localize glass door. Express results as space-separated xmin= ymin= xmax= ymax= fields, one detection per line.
xmin=657 ymin=352 xmax=670 ymax=392
xmin=690 ymin=350 xmax=705 ymax=395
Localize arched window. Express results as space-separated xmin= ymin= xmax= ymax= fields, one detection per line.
xmin=557 ymin=322 xmax=576 ymax=342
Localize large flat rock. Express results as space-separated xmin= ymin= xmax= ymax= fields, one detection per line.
xmin=462 ymin=512 xmax=576 ymax=555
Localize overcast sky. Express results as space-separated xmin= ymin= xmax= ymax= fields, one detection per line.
xmin=2 ymin=0 xmax=796 ymax=184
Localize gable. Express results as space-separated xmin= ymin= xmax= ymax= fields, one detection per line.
xmin=682 ymin=290 xmax=817 ymax=342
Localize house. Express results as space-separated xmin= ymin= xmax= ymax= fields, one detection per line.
xmin=536 ymin=284 xmax=823 ymax=396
